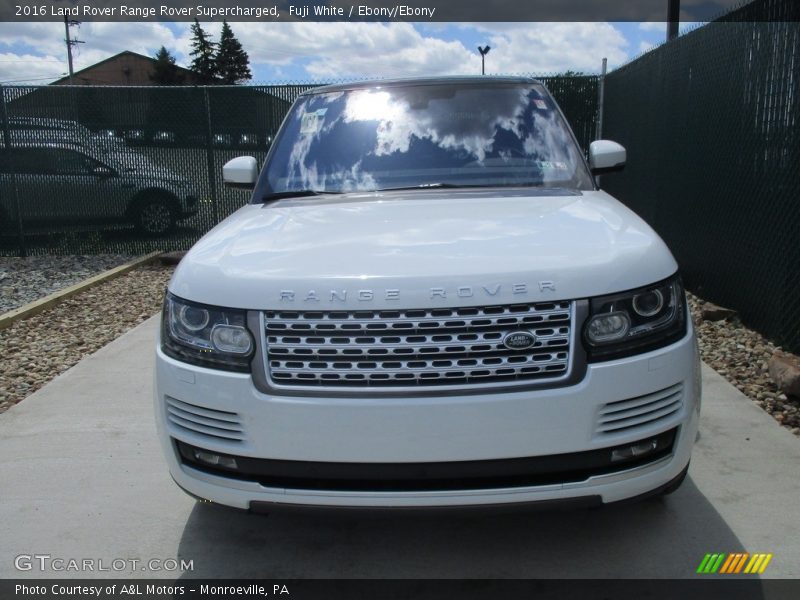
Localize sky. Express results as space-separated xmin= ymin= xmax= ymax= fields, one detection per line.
xmin=0 ymin=21 xmax=698 ymax=85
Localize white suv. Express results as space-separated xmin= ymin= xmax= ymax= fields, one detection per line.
xmin=155 ymin=77 xmax=700 ymax=511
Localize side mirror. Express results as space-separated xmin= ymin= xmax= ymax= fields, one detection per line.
xmin=589 ymin=140 xmax=626 ymax=175
xmin=222 ymin=156 xmax=258 ymax=189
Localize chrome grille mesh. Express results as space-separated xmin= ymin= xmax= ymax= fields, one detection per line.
xmin=263 ymin=301 xmax=573 ymax=388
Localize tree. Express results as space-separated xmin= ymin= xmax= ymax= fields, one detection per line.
xmin=215 ymin=20 xmax=252 ymax=84
xmin=150 ymin=46 xmax=184 ymax=85
xmin=188 ymin=18 xmax=217 ymax=83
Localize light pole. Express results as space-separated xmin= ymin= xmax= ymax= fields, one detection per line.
xmin=478 ymin=45 xmax=491 ymax=75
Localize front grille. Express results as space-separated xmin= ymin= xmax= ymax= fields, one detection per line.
xmin=263 ymin=301 xmax=573 ymax=388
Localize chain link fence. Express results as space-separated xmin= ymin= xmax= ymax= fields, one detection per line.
xmin=0 ymin=75 xmax=598 ymax=258
xmin=601 ymin=0 xmax=800 ymax=352
xmin=2 ymin=0 xmax=798 ymax=354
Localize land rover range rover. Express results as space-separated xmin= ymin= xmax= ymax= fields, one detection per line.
xmin=154 ymin=77 xmax=700 ymax=511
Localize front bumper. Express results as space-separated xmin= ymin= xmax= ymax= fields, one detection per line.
xmin=154 ymin=328 xmax=700 ymax=510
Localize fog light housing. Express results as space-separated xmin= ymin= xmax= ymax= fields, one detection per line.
xmin=211 ymin=324 xmax=253 ymax=354
xmin=586 ymin=311 xmax=630 ymax=344
xmin=193 ymin=449 xmax=238 ymax=470
xmin=610 ymin=439 xmax=659 ymax=462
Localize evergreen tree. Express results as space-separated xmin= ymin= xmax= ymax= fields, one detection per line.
xmin=188 ymin=19 xmax=217 ymax=83
xmin=215 ymin=21 xmax=252 ymax=84
xmin=150 ymin=46 xmax=184 ymax=85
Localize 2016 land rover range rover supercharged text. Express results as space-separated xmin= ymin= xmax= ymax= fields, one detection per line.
xmin=154 ymin=77 xmax=701 ymax=511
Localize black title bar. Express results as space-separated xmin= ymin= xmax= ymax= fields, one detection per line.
xmin=2 ymin=0 xmax=798 ymax=22
xmin=3 ymin=579 xmax=798 ymax=600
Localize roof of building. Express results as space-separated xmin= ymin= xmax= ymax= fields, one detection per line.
xmin=50 ymin=50 xmax=196 ymax=86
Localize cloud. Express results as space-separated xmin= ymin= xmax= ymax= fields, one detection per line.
xmin=0 ymin=52 xmax=67 ymax=84
xmin=0 ymin=21 xmax=637 ymax=84
xmin=470 ymin=23 xmax=630 ymax=73
xmin=224 ymin=21 xmax=632 ymax=79
xmin=221 ymin=22 xmax=476 ymax=79
xmin=639 ymin=22 xmax=666 ymax=32
xmin=638 ymin=41 xmax=657 ymax=55
xmin=0 ymin=21 xmax=187 ymax=82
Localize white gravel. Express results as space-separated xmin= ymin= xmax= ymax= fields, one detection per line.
xmin=0 ymin=264 xmax=172 ymax=414
xmin=0 ymin=254 xmax=134 ymax=314
xmin=688 ymin=292 xmax=800 ymax=436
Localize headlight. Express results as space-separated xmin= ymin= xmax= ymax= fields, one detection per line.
xmin=583 ymin=275 xmax=687 ymax=361
xmin=161 ymin=293 xmax=254 ymax=372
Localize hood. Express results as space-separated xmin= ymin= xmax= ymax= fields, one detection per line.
xmin=170 ymin=189 xmax=677 ymax=310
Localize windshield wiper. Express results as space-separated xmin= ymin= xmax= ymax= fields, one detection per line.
xmin=372 ymin=183 xmax=486 ymax=192
xmin=260 ymin=190 xmax=341 ymax=203
xmin=371 ymin=182 xmax=572 ymax=193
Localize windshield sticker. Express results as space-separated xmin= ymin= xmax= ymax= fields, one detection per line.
xmin=533 ymin=99 xmax=548 ymax=110
xmin=300 ymin=111 xmax=326 ymax=135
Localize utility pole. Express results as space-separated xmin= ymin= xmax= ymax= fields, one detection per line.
xmin=478 ymin=45 xmax=491 ymax=75
xmin=667 ymin=0 xmax=680 ymax=41
xmin=64 ymin=15 xmax=84 ymax=84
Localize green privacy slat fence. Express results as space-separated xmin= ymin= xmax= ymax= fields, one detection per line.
xmin=0 ymin=74 xmax=598 ymax=258
xmin=601 ymin=0 xmax=800 ymax=352
xmin=2 ymin=0 xmax=799 ymax=356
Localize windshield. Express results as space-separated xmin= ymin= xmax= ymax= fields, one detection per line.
xmin=255 ymin=82 xmax=594 ymax=198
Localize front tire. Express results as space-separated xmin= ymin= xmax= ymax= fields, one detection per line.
xmin=135 ymin=198 xmax=176 ymax=236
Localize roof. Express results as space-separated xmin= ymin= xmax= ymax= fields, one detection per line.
xmin=302 ymin=76 xmax=544 ymax=95
xmin=50 ymin=51 xmax=195 ymax=86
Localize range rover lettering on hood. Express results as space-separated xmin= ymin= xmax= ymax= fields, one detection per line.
xmin=279 ymin=281 xmax=557 ymax=303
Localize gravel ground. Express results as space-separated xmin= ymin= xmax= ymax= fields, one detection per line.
xmin=0 ymin=254 xmax=134 ymax=314
xmin=688 ymin=292 xmax=800 ymax=436
xmin=0 ymin=267 xmax=798 ymax=438
xmin=0 ymin=264 xmax=172 ymax=414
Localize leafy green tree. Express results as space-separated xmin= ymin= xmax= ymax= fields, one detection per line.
xmin=150 ymin=46 xmax=184 ymax=85
xmin=215 ymin=21 xmax=252 ymax=84
xmin=188 ymin=19 xmax=217 ymax=83
xmin=559 ymin=70 xmax=586 ymax=77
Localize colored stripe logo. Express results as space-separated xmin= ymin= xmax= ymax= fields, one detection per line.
xmin=697 ymin=553 xmax=773 ymax=574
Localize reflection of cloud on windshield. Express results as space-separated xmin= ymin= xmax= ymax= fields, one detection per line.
xmin=339 ymin=161 xmax=377 ymax=192
xmin=287 ymin=112 xmax=323 ymax=190
xmin=272 ymin=84 xmax=593 ymax=193
xmin=522 ymin=111 xmax=579 ymax=183
xmin=285 ymin=92 xmax=376 ymax=191
xmin=286 ymin=110 xmax=377 ymax=192
xmin=343 ymin=87 xmax=530 ymax=162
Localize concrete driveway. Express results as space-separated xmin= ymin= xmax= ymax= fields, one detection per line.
xmin=1 ymin=316 xmax=798 ymax=579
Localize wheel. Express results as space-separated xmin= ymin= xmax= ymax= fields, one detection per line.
xmin=135 ymin=198 xmax=176 ymax=236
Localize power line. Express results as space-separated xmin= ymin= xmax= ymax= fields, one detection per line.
xmin=0 ymin=59 xmax=65 ymax=63
xmin=0 ymin=74 xmax=67 ymax=84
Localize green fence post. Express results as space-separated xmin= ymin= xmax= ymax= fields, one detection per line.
xmin=0 ymin=84 xmax=26 ymax=257
xmin=204 ymin=87 xmax=219 ymax=226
